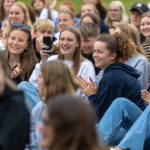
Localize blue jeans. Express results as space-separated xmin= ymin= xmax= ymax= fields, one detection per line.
xmin=18 ymin=81 xmax=40 ymax=111
xmin=97 ymin=97 xmax=142 ymax=146
xmin=118 ymin=104 xmax=150 ymax=150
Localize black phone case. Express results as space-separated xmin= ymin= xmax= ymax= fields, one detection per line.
xmin=43 ymin=36 xmax=52 ymax=50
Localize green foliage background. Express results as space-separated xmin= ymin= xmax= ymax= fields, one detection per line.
xmin=18 ymin=0 xmax=149 ymax=15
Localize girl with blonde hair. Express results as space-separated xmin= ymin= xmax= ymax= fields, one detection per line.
xmin=105 ymin=1 xmax=128 ymax=27
xmin=3 ymin=2 xmax=32 ymax=40
xmin=0 ymin=0 xmax=17 ymax=30
xmin=141 ymin=12 xmax=150 ymax=62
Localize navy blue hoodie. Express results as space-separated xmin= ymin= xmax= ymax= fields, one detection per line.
xmin=88 ymin=62 xmax=146 ymax=120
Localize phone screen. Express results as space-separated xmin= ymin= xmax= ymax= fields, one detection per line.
xmin=43 ymin=36 xmax=53 ymax=50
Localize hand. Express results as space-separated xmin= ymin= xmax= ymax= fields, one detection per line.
xmin=52 ymin=40 xmax=59 ymax=53
xmin=49 ymin=0 xmax=57 ymax=10
xmin=11 ymin=63 xmax=22 ymax=78
xmin=115 ymin=148 xmax=124 ymax=150
xmin=37 ymin=36 xmax=51 ymax=62
xmin=77 ymin=76 xmax=98 ymax=97
xmin=39 ymin=49 xmax=51 ymax=62
xmin=112 ymin=21 xmax=120 ymax=28
xmin=141 ymin=89 xmax=150 ymax=104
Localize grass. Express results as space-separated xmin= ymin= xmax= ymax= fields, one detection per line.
xmin=19 ymin=0 xmax=150 ymax=15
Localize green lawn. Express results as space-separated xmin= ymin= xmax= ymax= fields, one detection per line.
xmin=19 ymin=0 xmax=150 ymax=15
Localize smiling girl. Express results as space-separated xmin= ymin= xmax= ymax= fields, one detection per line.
xmin=141 ymin=12 xmax=150 ymax=62
xmin=54 ymin=9 xmax=75 ymax=39
xmin=78 ymin=33 xmax=146 ymax=120
xmin=3 ymin=2 xmax=32 ymax=40
xmin=104 ymin=1 xmax=128 ymax=27
xmin=32 ymin=0 xmax=50 ymax=21
xmin=29 ymin=26 xmax=95 ymax=100
xmin=5 ymin=22 xmax=38 ymax=83
xmin=0 ymin=0 xmax=16 ymax=30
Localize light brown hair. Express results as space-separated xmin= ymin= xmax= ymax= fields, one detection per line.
xmin=6 ymin=26 xmax=38 ymax=81
xmin=0 ymin=0 xmax=17 ymax=20
xmin=46 ymin=94 xmax=110 ymax=150
xmin=81 ymin=3 xmax=99 ymax=17
xmin=79 ymin=22 xmax=100 ymax=40
xmin=40 ymin=60 xmax=80 ymax=103
xmin=141 ymin=12 xmax=150 ymax=19
xmin=58 ymin=9 xmax=75 ymax=20
xmin=33 ymin=19 xmax=55 ymax=33
xmin=3 ymin=2 xmax=32 ymax=39
xmin=96 ymin=33 xmax=136 ymax=62
xmin=0 ymin=51 xmax=17 ymax=89
xmin=80 ymin=13 xmax=100 ymax=26
xmin=105 ymin=1 xmax=128 ymax=27
xmin=59 ymin=26 xmax=84 ymax=76
xmin=118 ymin=23 xmax=145 ymax=56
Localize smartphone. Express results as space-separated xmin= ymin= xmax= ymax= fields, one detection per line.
xmin=43 ymin=36 xmax=53 ymax=50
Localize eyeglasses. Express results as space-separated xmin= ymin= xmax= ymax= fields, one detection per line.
xmin=108 ymin=9 xmax=120 ymax=12
xmin=12 ymin=22 xmax=31 ymax=31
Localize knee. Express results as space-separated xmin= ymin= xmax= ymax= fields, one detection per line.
xmin=18 ymin=81 xmax=30 ymax=89
xmin=113 ymin=97 xmax=135 ymax=110
xmin=18 ymin=81 xmax=36 ymax=92
xmin=112 ymin=97 xmax=129 ymax=105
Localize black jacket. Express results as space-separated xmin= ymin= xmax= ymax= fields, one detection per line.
xmin=0 ymin=84 xmax=30 ymax=150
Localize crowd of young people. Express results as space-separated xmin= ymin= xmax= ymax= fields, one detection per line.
xmin=0 ymin=0 xmax=150 ymax=150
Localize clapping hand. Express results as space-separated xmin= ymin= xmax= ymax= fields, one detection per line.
xmin=77 ymin=76 xmax=98 ymax=97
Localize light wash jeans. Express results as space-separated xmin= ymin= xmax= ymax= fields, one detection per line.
xmin=97 ymin=98 xmax=142 ymax=145
xmin=97 ymin=97 xmax=150 ymax=150
xmin=18 ymin=81 xmax=41 ymax=111
xmin=118 ymin=104 xmax=150 ymax=150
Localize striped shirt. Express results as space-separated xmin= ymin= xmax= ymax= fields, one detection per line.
xmin=142 ymin=40 xmax=150 ymax=84
xmin=142 ymin=40 xmax=150 ymax=62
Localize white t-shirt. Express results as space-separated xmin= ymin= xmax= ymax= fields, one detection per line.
xmin=35 ymin=8 xmax=58 ymax=22
xmin=29 ymin=55 xmax=96 ymax=99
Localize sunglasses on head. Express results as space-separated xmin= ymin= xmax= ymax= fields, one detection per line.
xmin=12 ymin=22 xmax=31 ymax=31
